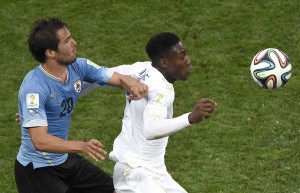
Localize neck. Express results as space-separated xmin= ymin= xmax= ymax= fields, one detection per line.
xmin=41 ymin=62 xmax=68 ymax=83
xmin=152 ymin=65 xmax=175 ymax=84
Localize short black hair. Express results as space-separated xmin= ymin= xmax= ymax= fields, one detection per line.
xmin=28 ymin=17 xmax=68 ymax=63
xmin=146 ymin=32 xmax=180 ymax=65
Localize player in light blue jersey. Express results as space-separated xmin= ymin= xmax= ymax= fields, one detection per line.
xmin=15 ymin=17 xmax=147 ymax=193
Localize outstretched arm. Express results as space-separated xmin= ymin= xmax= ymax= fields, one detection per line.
xmin=80 ymin=65 xmax=145 ymax=98
xmin=143 ymin=98 xmax=216 ymax=140
xmin=108 ymin=72 xmax=148 ymax=100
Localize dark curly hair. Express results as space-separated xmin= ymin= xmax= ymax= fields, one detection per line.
xmin=28 ymin=17 xmax=68 ymax=63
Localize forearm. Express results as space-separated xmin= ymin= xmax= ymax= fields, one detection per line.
xmin=108 ymin=72 xmax=147 ymax=100
xmin=143 ymin=104 xmax=191 ymax=140
xmin=107 ymin=72 xmax=127 ymax=88
xmin=79 ymin=81 xmax=115 ymax=97
xmin=36 ymin=135 xmax=84 ymax=153
xmin=79 ymin=65 xmax=133 ymax=97
xmin=29 ymin=127 xmax=84 ymax=153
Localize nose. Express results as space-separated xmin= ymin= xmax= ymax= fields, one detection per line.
xmin=186 ymin=56 xmax=191 ymax=66
xmin=72 ymin=38 xmax=77 ymax=46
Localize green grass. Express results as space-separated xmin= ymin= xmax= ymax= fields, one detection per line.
xmin=1 ymin=0 xmax=300 ymax=192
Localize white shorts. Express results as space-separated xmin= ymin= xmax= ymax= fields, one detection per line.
xmin=113 ymin=162 xmax=187 ymax=193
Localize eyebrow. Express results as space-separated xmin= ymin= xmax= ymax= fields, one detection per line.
xmin=61 ymin=27 xmax=71 ymax=42
xmin=171 ymin=47 xmax=187 ymax=55
xmin=64 ymin=35 xmax=71 ymax=42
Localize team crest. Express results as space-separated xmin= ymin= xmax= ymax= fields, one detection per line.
xmin=73 ymin=80 xmax=82 ymax=93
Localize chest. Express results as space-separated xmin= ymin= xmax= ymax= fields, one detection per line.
xmin=45 ymin=76 xmax=82 ymax=117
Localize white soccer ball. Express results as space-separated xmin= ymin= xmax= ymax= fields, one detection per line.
xmin=250 ymin=48 xmax=292 ymax=89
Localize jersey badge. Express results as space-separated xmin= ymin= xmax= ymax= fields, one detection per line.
xmin=138 ymin=68 xmax=149 ymax=81
xmin=87 ymin=59 xmax=100 ymax=69
xmin=152 ymin=93 xmax=164 ymax=105
xmin=26 ymin=93 xmax=39 ymax=108
xmin=73 ymin=80 xmax=82 ymax=93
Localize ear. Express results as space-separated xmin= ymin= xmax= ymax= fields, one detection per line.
xmin=159 ymin=58 xmax=169 ymax=69
xmin=45 ymin=49 xmax=56 ymax=59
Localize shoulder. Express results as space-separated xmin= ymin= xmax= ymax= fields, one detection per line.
xmin=139 ymin=63 xmax=170 ymax=90
xmin=129 ymin=61 xmax=157 ymax=81
xmin=73 ymin=58 xmax=87 ymax=64
xmin=72 ymin=58 xmax=101 ymax=67
xmin=69 ymin=58 xmax=87 ymax=68
xmin=70 ymin=58 xmax=105 ymax=71
xmin=22 ymin=67 xmax=44 ymax=86
xmin=20 ymin=67 xmax=49 ymax=95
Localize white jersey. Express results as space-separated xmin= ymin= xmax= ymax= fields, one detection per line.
xmin=109 ymin=61 xmax=176 ymax=174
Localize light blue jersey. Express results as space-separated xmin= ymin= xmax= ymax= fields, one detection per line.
xmin=17 ymin=58 xmax=113 ymax=169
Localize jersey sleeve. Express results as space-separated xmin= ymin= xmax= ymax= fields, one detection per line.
xmin=142 ymin=85 xmax=190 ymax=140
xmin=147 ymin=84 xmax=174 ymax=108
xmin=19 ymin=81 xmax=48 ymax=128
xmin=110 ymin=64 xmax=134 ymax=76
xmin=79 ymin=64 xmax=135 ymax=97
xmin=75 ymin=58 xmax=114 ymax=85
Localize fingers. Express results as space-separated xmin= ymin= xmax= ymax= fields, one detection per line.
xmin=15 ymin=113 xmax=20 ymax=123
xmin=199 ymin=98 xmax=216 ymax=106
xmin=83 ymin=139 xmax=107 ymax=162
xmin=127 ymin=83 xmax=148 ymax=100
xmin=189 ymin=98 xmax=216 ymax=124
xmin=201 ymin=98 xmax=216 ymax=117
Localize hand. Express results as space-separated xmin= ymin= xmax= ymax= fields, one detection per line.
xmin=120 ymin=74 xmax=148 ymax=100
xmin=81 ymin=139 xmax=107 ymax=162
xmin=108 ymin=72 xmax=148 ymax=100
xmin=188 ymin=98 xmax=216 ymax=124
xmin=15 ymin=113 xmax=20 ymax=123
xmin=126 ymin=78 xmax=148 ymax=100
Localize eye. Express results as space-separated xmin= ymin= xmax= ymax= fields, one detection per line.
xmin=180 ymin=54 xmax=187 ymax=60
xmin=65 ymin=36 xmax=71 ymax=43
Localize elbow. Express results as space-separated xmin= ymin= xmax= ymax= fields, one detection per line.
xmin=32 ymin=140 xmax=46 ymax=151
xmin=143 ymin=126 xmax=155 ymax=140
xmin=143 ymin=126 xmax=162 ymax=140
xmin=144 ymin=133 xmax=156 ymax=140
xmin=143 ymin=129 xmax=154 ymax=140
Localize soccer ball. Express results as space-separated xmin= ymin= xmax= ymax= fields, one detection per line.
xmin=250 ymin=48 xmax=292 ymax=89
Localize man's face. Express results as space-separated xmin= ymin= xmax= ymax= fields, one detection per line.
xmin=55 ymin=27 xmax=77 ymax=65
xmin=164 ymin=42 xmax=192 ymax=83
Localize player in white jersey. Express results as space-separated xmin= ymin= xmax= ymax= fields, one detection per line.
xmin=108 ymin=32 xmax=216 ymax=193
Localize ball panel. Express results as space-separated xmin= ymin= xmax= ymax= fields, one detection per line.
xmin=266 ymin=75 xmax=276 ymax=89
xmin=253 ymin=49 xmax=269 ymax=65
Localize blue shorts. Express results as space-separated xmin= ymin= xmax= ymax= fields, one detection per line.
xmin=15 ymin=153 xmax=114 ymax=193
